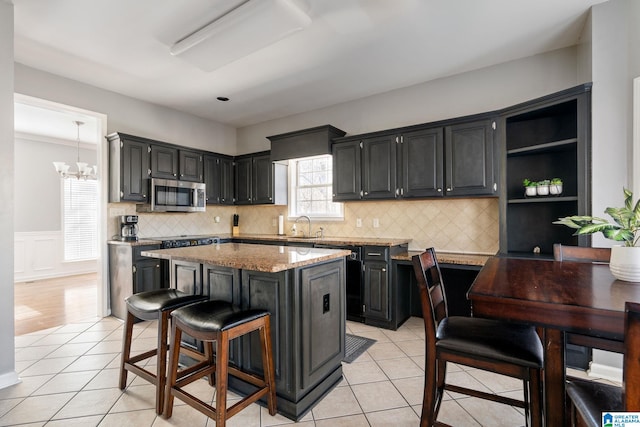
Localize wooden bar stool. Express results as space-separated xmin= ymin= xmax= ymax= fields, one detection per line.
xmin=119 ymin=289 xmax=207 ymax=414
xmin=163 ymin=300 xmax=277 ymax=427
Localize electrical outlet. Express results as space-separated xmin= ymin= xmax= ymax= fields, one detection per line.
xmin=356 ymin=218 xmax=362 ymax=228
xmin=323 ymin=294 xmax=330 ymax=313
xmin=373 ymin=218 xmax=379 ymax=228
xmin=272 ymin=218 xmax=277 ymax=227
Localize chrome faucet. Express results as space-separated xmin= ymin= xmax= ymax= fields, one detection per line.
xmin=295 ymin=215 xmax=311 ymax=237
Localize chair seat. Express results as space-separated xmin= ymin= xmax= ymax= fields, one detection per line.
xmin=436 ymin=316 xmax=544 ymax=368
xmin=125 ymin=289 xmax=207 ymax=320
xmin=567 ymin=379 xmax=623 ymax=427
xmin=171 ymin=300 xmax=270 ymax=333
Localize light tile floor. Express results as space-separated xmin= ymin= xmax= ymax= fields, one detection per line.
xmin=0 ymin=316 xmax=612 ymax=426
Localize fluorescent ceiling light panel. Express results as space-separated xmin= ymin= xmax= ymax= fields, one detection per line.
xmin=171 ymin=0 xmax=311 ymax=71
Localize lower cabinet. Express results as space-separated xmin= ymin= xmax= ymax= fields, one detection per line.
xmin=362 ymin=245 xmax=406 ymax=329
xmin=108 ymin=243 xmax=168 ymax=321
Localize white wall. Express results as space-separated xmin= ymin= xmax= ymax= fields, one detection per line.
xmin=14 ymin=64 xmax=237 ymax=155
xmin=14 ymin=136 xmax=97 ymax=232
xmin=0 ymin=1 xmax=19 ymax=389
xmin=237 ymin=47 xmax=580 ymax=154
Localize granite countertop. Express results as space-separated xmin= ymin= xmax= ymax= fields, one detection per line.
xmin=232 ymin=233 xmax=411 ymax=247
xmin=392 ymin=250 xmax=492 ymax=267
xmin=141 ymin=243 xmax=351 ymax=273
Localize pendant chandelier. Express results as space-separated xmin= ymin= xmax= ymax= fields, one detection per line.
xmin=52 ymin=120 xmax=97 ymax=180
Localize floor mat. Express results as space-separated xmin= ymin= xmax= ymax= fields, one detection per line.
xmin=343 ymin=333 xmax=376 ymax=363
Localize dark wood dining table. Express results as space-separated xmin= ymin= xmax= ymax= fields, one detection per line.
xmin=467 ymin=256 xmax=640 ymax=426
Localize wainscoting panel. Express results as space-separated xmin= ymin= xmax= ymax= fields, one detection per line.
xmin=14 ymin=231 xmax=97 ymax=282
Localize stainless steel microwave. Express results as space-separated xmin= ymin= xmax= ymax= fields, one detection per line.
xmin=145 ymin=178 xmax=206 ymax=212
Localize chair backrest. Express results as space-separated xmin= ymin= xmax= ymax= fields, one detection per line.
xmin=625 ymin=301 xmax=640 ymax=410
xmin=553 ymin=244 xmax=611 ymax=263
xmin=412 ymin=248 xmax=448 ymax=344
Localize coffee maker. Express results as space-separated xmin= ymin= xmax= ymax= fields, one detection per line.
xmin=119 ymin=215 xmax=139 ymax=241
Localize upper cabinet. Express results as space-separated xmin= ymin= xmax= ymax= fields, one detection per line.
xmin=203 ymin=154 xmax=234 ymax=205
xmin=332 ymin=116 xmax=497 ymax=201
xmin=500 ymin=84 xmax=592 ymax=257
xmin=108 ymin=132 xmax=151 ymax=203
xmin=235 ymin=151 xmax=287 ymax=205
xmin=151 ymin=144 xmax=203 ymax=182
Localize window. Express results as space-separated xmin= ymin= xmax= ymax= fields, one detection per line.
xmin=288 ymin=154 xmax=343 ymax=219
xmin=63 ymin=178 xmax=98 ymax=261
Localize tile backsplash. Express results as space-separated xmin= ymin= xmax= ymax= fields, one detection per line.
xmin=108 ymin=197 xmax=499 ymax=254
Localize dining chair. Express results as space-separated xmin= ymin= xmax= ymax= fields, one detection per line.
xmin=412 ymin=248 xmax=544 ymax=427
xmin=567 ymin=301 xmax=640 ymax=427
xmin=553 ymin=244 xmax=623 ymax=354
xmin=552 ymin=244 xmax=611 ymax=263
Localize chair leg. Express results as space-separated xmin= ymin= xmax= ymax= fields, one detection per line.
xmin=434 ymin=359 xmax=446 ymax=420
xmin=205 ymin=340 xmax=215 ymax=386
xmin=215 ymin=332 xmax=230 ymax=427
xmin=421 ymin=351 xmax=438 ymax=427
xmin=260 ymin=316 xmax=277 ymax=415
xmin=154 ymin=311 xmax=170 ymax=415
xmin=119 ymin=311 xmax=135 ymax=390
xmin=163 ymin=322 xmax=182 ymax=419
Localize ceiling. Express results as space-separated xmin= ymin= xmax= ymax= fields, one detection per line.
xmin=13 ymin=0 xmax=606 ymax=129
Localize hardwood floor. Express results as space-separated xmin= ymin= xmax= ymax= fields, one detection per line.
xmin=14 ymin=273 xmax=98 ymax=336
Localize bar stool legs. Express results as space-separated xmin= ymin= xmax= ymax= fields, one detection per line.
xmin=163 ymin=301 xmax=277 ymax=426
xmin=118 ymin=289 xmax=207 ymax=415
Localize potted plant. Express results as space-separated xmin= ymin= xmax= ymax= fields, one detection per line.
xmin=553 ymin=188 xmax=640 ymax=281
xmin=523 ymin=179 xmax=537 ymax=197
xmin=537 ymin=179 xmax=550 ymax=196
xmin=549 ymin=178 xmax=563 ymax=195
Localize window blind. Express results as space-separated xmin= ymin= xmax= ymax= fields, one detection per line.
xmin=63 ymin=179 xmax=98 ymax=261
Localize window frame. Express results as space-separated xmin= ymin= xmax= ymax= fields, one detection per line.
xmin=287 ymin=154 xmax=343 ymax=221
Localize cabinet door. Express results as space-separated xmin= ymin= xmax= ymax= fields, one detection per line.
xmin=444 ymin=119 xmax=496 ymax=196
xmin=363 ymin=261 xmax=390 ymax=321
xmin=332 ymin=140 xmax=362 ymax=201
xmin=234 ymin=156 xmax=253 ymax=204
xmin=362 ymin=135 xmax=397 ymax=199
xmin=252 ymin=153 xmax=274 ymax=204
xmin=179 ymin=149 xmax=203 ymax=182
xmin=400 ymin=128 xmax=444 ymax=198
xmin=121 ymin=138 xmax=150 ymax=202
xmin=170 ymin=260 xmax=202 ymax=295
xmin=203 ymin=154 xmax=221 ymax=204
xmin=133 ymin=258 xmax=166 ymax=293
xmin=219 ymin=156 xmax=235 ymax=205
xmin=150 ymin=144 xmax=178 ymax=179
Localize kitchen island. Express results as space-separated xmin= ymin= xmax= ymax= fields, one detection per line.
xmin=141 ymin=243 xmax=351 ymax=420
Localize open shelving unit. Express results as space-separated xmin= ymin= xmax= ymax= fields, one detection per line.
xmin=500 ymin=84 xmax=592 ymax=258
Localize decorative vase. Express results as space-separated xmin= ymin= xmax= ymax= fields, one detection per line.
xmin=549 ymin=184 xmax=563 ymax=195
xmin=609 ymin=246 xmax=640 ymax=282
xmin=536 ymin=184 xmax=549 ymax=196
xmin=525 ymin=186 xmax=537 ymax=197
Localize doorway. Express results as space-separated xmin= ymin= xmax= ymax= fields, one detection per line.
xmin=13 ymin=94 xmax=109 ymax=335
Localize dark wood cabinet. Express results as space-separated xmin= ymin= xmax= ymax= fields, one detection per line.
xmin=235 ymin=151 xmax=287 ymax=205
xmin=399 ymin=127 xmax=444 ymax=198
xmin=500 ymin=84 xmax=591 ymax=257
xmin=444 ymin=118 xmax=496 ymax=196
xmin=178 ymin=149 xmax=203 ymax=182
xmin=332 ymin=140 xmax=362 ymax=201
xmin=151 ymin=144 xmax=202 ymax=182
xmin=332 ymin=116 xmax=496 ymax=201
xmin=108 ymin=243 xmax=168 ymax=321
xmin=362 ymin=135 xmax=397 ymax=199
xmin=204 ymin=154 xmax=234 ymax=205
xmin=363 ymin=260 xmax=389 ymax=321
xmin=108 ymin=133 xmax=151 ymax=203
xmin=150 ymin=144 xmax=178 ymax=180
xmin=171 ymin=259 xmax=202 ymax=295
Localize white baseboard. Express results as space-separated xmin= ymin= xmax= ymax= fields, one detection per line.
xmin=588 ymin=362 xmax=623 ymax=383
xmin=0 ymin=371 xmax=20 ymax=390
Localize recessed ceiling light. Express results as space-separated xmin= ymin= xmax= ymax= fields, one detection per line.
xmin=217 ymin=96 xmax=230 ymax=102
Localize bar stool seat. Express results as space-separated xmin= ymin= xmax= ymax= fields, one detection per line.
xmin=119 ymin=289 xmax=207 ymax=415
xmin=164 ymin=300 xmax=277 ymax=427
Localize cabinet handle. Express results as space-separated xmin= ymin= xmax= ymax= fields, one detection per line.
xmin=437 ymin=188 xmax=442 ymax=192
xmin=382 ymin=268 xmax=386 ymax=272
xmin=156 ymin=264 xmax=160 ymax=268
xmin=368 ymin=252 xmax=382 ymax=256
xmin=364 ymin=191 xmax=368 ymax=195
xmin=447 ymin=187 xmax=452 ymax=192
xmin=493 ymin=183 xmax=497 ymax=192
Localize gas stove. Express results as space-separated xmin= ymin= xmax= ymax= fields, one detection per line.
xmin=157 ymin=235 xmax=220 ymax=249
